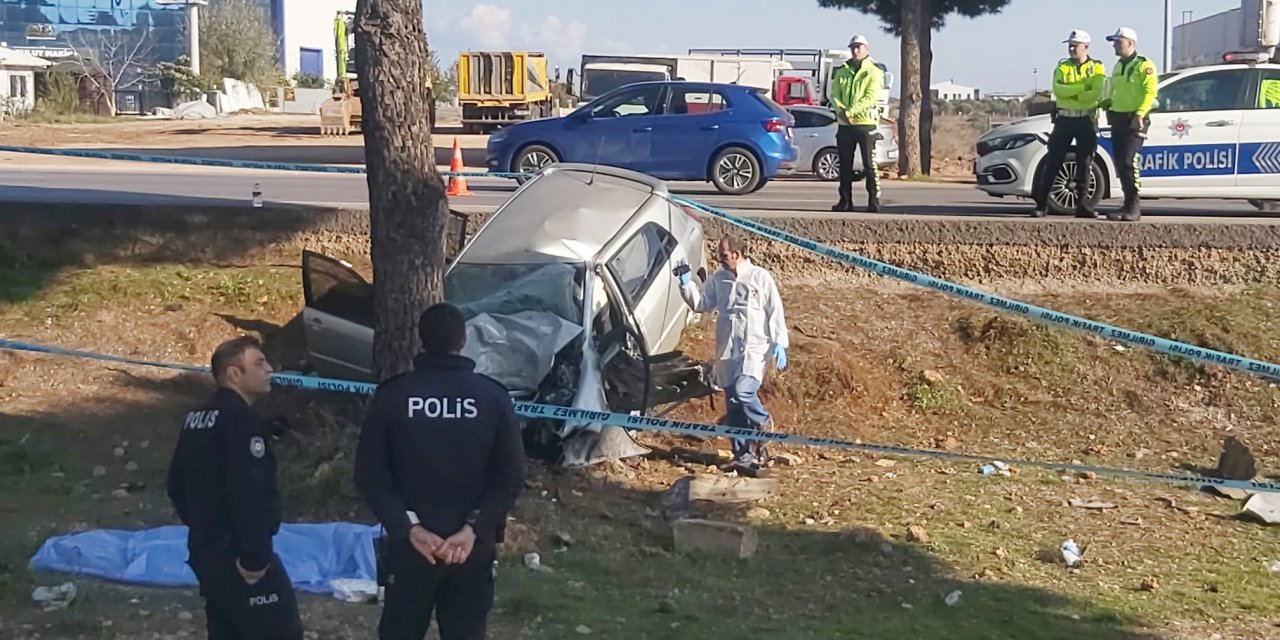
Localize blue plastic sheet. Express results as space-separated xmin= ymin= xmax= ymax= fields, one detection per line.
xmin=28 ymin=523 xmax=383 ymax=595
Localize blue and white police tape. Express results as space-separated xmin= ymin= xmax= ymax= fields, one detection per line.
xmin=3 ymin=143 xmax=1276 ymax=383
xmin=672 ymin=195 xmax=1280 ymax=384
xmin=0 ymin=145 xmax=524 ymax=180
xmin=4 ymin=336 xmax=1279 ymax=496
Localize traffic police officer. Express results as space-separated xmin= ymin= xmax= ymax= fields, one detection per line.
xmin=1032 ymin=29 xmax=1107 ymax=218
xmin=166 ymin=335 xmax=303 ymax=640
xmin=355 ymin=302 xmax=525 ymax=640
xmin=829 ymin=34 xmax=886 ymax=213
xmin=1102 ymin=26 xmax=1159 ymax=222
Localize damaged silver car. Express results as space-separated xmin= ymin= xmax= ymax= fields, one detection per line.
xmin=300 ymin=163 xmax=716 ymax=466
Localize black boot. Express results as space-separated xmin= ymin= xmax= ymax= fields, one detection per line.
xmin=832 ymin=194 xmax=853 ymax=212
xmin=1120 ymin=200 xmax=1141 ymax=222
xmin=1107 ymin=198 xmax=1131 ymax=222
xmin=866 ymin=193 xmax=881 ymax=213
xmin=1074 ymin=190 xmax=1096 ymax=218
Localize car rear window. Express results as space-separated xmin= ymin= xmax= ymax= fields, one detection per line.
xmin=751 ymin=88 xmax=792 ymax=119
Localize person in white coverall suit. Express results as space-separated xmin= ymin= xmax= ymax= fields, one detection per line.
xmin=676 ymin=235 xmax=789 ymax=467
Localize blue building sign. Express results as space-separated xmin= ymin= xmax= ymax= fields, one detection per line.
xmin=0 ymin=0 xmax=188 ymax=62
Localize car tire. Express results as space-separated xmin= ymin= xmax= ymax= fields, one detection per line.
xmin=710 ymin=147 xmax=762 ymax=195
xmin=814 ymin=148 xmax=840 ymax=181
xmin=511 ymin=144 xmax=559 ymax=176
xmin=1040 ymin=152 xmax=1104 ymax=215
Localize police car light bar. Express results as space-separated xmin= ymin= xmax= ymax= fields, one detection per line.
xmin=1223 ymin=50 xmax=1271 ymax=64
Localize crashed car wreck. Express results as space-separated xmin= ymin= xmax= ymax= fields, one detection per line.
xmin=300 ymin=164 xmax=716 ymax=466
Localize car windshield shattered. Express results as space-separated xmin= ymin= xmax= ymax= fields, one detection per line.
xmin=444 ymin=262 xmax=587 ymax=394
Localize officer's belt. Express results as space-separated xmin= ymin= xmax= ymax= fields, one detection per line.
xmin=1057 ymin=108 xmax=1095 ymax=118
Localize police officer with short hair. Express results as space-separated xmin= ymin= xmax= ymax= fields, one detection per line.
xmin=1032 ymin=29 xmax=1107 ymax=218
xmin=1102 ymin=26 xmax=1159 ymax=222
xmin=355 ymin=303 xmax=525 ymax=640
xmin=166 ymin=335 xmax=303 ymax=640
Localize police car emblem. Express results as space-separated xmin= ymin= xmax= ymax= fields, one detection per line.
xmin=1169 ymin=118 xmax=1191 ymax=139
xmin=250 ymin=436 xmax=265 ymax=458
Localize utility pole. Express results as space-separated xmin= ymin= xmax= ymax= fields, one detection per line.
xmin=1164 ymin=0 xmax=1173 ymax=72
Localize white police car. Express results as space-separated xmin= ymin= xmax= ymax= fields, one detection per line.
xmin=975 ymin=60 xmax=1280 ymax=214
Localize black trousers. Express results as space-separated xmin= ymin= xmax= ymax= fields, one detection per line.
xmin=836 ymin=124 xmax=880 ymax=202
xmin=379 ymin=538 xmax=498 ymax=640
xmin=1033 ymin=115 xmax=1097 ymax=211
xmin=1108 ymin=111 xmax=1148 ymax=206
xmin=188 ymin=543 xmax=303 ymax=640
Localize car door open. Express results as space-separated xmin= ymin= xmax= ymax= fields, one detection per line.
xmin=593 ymin=262 xmax=713 ymax=414
xmin=300 ymin=250 xmax=375 ymax=381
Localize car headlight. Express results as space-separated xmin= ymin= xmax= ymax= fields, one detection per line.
xmin=976 ymin=133 xmax=1039 ymax=156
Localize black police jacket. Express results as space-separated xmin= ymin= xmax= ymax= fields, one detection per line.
xmin=354 ymin=352 xmax=525 ymax=542
xmin=166 ymin=387 xmax=282 ymax=572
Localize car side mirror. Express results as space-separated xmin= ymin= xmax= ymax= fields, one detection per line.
xmin=1149 ymin=98 xmax=1161 ymax=111
xmin=567 ymin=68 xmax=576 ymax=92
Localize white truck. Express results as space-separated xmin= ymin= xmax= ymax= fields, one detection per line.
xmin=1173 ymin=0 xmax=1280 ymax=69
xmin=687 ymin=48 xmax=895 ymax=109
xmin=573 ymin=53 xmax=792 ymax=103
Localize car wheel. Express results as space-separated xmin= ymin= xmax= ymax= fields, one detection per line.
xmin=814 ymin=148 xmax=840 ymax=181
xmin=512 ymin=144 xmax=558 ymax=176
xmin=710 ymin=147 xmax=762 ymax=195
xmin=1043 ymin=152 xmax=1104 ymax=215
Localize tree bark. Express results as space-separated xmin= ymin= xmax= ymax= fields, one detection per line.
xmin=920 ymin=0 xmax=934 ymax=175
xmin=354 ymin=0 xmax=449 ymax=380
xmin=897 ymin=0 xmax=924 ymax=178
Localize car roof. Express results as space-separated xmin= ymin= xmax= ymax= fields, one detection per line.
xmin=456 ymin=164 xmax=670 ymax=265
xmin=614 ymin=80 xmax=766 ymax=92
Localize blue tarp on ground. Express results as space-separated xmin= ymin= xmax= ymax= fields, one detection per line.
xmin=28 ymin=523 xmax=384 ymax=595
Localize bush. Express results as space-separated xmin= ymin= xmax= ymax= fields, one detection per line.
xmin=34 ymin=71 xmax=81 ymax=114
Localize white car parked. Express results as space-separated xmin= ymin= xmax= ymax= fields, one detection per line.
xmin=975 ymin=61 xmax=1280 ymax=214
xmin=787 ymin=105 xmax=899 ymax=181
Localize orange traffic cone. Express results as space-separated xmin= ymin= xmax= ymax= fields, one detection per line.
xmin=446 ymin=137 xmax=472 ymax=197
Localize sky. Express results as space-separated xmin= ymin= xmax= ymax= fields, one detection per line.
xmin=424 ymin=0 xmax=1240 ymax=94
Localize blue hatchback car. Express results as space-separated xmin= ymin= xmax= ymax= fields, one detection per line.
xmin=485 ymin=81 xmax=799 ymax=195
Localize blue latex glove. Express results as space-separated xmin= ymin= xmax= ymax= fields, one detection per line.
xmin=675 ymin=259 xmax=692 ymax=287
xmin=773 ymin=345 xmax=787 ymax=371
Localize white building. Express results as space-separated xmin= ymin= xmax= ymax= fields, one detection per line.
xmin=0 ymin=47 xmax=51 ymax=115
xmin=930 ymin=80 xmax=979 ymax=101
xmin=275 ymin=0 xmax=356 ymax=82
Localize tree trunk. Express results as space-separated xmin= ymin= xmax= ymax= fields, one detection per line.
xmin=920 ymin=0 xmax=934 ymax=176
xmin=354 ymin=0 xmax=449 ymax=380
xmin=897 ymin=0 xmax=923 ymax=178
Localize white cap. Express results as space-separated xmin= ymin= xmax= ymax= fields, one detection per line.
xmin=1107 ymin=27 xmax=1138 ymax=42
xmin=849 ymin=34 xmax=869 ymax=47
xmin=1063 ymin=29 xmax=1091 ymax=45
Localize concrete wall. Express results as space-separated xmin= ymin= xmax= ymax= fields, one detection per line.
xmin=282 ymin=87 xmax=335 ymax=114
xmin=280 ymin=0 xmax=356 ymax=82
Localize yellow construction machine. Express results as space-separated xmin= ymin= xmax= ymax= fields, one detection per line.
xmin=458 ymin=51 xmax=554 ymax=134
xmin=320 ymin=11 xmax=435 ymax=136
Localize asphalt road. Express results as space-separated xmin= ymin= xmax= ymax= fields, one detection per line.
xmin=7 ymin=166 xmax=1280 ymax=224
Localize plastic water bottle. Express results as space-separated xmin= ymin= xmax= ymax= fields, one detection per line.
xmin=252 ymin=182 xmax=263 ymax=208
xmin=1061 ymin=539 xmax=1082 ymax=567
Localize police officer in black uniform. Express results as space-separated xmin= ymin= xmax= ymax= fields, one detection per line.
xmin=166 ymin=336 xmax=303 ymax=640
xmin=355 ymin=303 xmax=525 ymax=640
